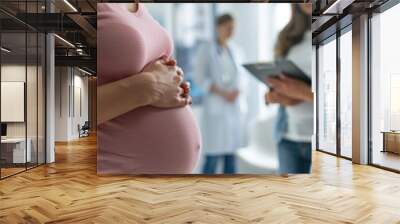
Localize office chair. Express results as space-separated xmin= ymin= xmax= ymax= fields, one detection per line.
xmin=79 ymin=121 xmax=90 ymax=138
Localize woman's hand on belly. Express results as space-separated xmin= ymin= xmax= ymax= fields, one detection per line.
xmin=143 ymin=58 xmax=191 ymax=108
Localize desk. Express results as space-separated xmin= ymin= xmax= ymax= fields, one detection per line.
xmin=381 ymin=131 xmax=400 ymax=155
xmin=1 ymin=138 xmax=31 ymax=164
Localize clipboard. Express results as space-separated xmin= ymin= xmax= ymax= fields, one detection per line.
xmin=243 ymin=59 xmax=311 ymax=86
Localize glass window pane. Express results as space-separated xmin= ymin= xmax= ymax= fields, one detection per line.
xmin=27 ymin=31 xmax=38 ymax=169
xmin=1 ymin=1 xmax=46 ymax=179
xmin=38 ymin=33 xmax=45 ymax=165
xmin=340 ymin=30 xmax=352 ymax=158
xmin=318 ymin=38 xmax=337 ymax=154
xmin=1 ymin=31 xmax=28 ymax=177
xmin=371 ymin=3 xmax=400 ymax=171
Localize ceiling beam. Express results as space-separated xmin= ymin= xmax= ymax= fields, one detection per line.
xmin=322 ymin=0 xmax=356 ymax=15
xmin=55 ymin=55 xmax=96 ymax=70
xmin=67 ymin=13 xmax=97 ymax=39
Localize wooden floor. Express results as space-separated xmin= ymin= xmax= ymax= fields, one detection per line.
xmin=1 ymin=135 xmax=400 ymax=224
xmin=372 ymin=150 xmax=400 ymax=171
xmin=1 ymin=167 xmax=26 ymax=178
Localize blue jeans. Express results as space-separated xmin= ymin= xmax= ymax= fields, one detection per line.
xmin=278 ymin=139 xmax=312 ymax=174
xmin=202 ymin=154 xmax=236 ymax=174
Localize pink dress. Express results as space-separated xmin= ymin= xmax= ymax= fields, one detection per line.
xmin=97 ymin=3 xmax=201 ymax=174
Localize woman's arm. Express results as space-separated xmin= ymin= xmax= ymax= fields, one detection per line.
xmin=98 ymin=59 xmax=189 ymax=125
xmin=98 ymin=72 xmax=155 ymax=125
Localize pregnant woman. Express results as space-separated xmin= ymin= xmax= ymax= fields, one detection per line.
xmin=97 ymin=3 xmax=201 ymax=174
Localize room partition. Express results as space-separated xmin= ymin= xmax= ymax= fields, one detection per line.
xmin=0 ymin=0 xmax=47 ymax=179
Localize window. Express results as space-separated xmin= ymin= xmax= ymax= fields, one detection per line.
xmin=317 ymin=37 xmax=337 ymax=154
xmin=339 ymin=29 xmax=352 ymax=158
xmin=370 ymin=2 xmax=400 ymax=171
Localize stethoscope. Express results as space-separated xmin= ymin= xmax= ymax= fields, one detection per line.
xmin=216 ymin=41 xmax=238 ymax=86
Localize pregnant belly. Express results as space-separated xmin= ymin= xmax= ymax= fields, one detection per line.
xmin=97 ymin=106 xmax=201 ymax=174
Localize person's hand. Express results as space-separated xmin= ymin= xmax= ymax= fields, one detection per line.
xmin=142 ymin=58 xmax=190 ymax=108
xmin=180 ymin=81 xmax=193 ymax=104
xmin=266 ymin=75 xmax=313 ymax=102
xmin=223 ymin=89 xmax=240 ymax=103
xmin=209 ymin=84 xmax=239 ymax=103
xmin=265 ymin=89 xmax=301 ymax=106
xmin=165 ymin=58 xmax=191 ymax=104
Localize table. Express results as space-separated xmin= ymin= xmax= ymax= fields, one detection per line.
xmin=1 ymin=138 xmax=31 ymax=164
xmin=381 ymin=131 xmax=400 ymax=154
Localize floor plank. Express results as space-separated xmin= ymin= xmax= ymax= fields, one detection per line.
xmin=1 ymin=135 xmax=400 ymax=224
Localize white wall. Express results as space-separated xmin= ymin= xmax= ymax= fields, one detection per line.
xmin=71 ymin=74 xmax=89 ymax=138
xmin=1 ymin=66 xmax=26 ymax=130
xmin=55 ymin=67 xmax=89 ymax=141
xmin=1 ymin=65 xmax=40 ymax=137
xmin=217 ymin=4 xmax=259 ymax=63
xmin=55 ymin=67 xmax=68 ymax=141
xmin=1 ymin=63 xmax=46 ymax=164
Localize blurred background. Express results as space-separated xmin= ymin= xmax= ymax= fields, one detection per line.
xmin=145 ymin=3 xmax=293 ymax=174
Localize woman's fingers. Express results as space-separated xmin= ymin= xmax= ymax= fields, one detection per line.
xmin=265 ymin=90 xmax=300 ymax=106
xmin=279 ymin=74 xmax=287 ymax=80
xmin=180 ymin=82 xmax=191 ymax=99
xmin=181 ymin=81 xmax=190 ymax=94
xmin=269 ymin=79 xmax=283 ymax=88
xmin=160 ymin=56 xmax=175 ymax=65
xmin=160 ymin=55 xmax=169 ymax=61
xmin=162 ymin=56 xmax=177 ymax=66
xmin=266 ymin=77 xmax=284 ymax=89
xmin=174 ymin=74 xmax=184 ymax=84
xmin=185 ymin=96 xmax=193 ymax=105
xmin=164 ymin=59 xmax=177 ymax=66
xmin=266 ymin=90 xmax=284 ymax=103
xmin=176 ymin=66 xmax=184 ymax=77
xmin=177 ymin=87 xmax=184 ymax=96
xmin=175 ymin=94 xmax=189 ymax=107
xmin=265 ymin=91 xmax=277 ymax=103
xmin=176 ymin=86 xmax=192 ymax=106
xmin=148 ymin=58 xmax=193 ymax=108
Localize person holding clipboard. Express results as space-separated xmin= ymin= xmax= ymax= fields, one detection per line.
xmin=265 ymin=4 xmax=313 ymax=174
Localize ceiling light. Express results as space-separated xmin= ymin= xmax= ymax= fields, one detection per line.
xmin=1 ymin=47 xmax=11 ymax=53
xmin=63 ymin=0 xmax=78 ymax=12
xmin=323 ymin=0 xmax=354 ymax=15
xmin=76 ymin=49 xmax=85 ymax=55
xmin=323 ymin=0 xmax=341 ymax=14
xmin=78 ymin=67 xmax=93 ymax=76
xmin=54 ymin=34 xmax=75 ymax=48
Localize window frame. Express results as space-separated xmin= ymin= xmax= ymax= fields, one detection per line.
xmin=315 ymin=22 xmax=353 ymax=160
xmin=315 ymin=0 xmax=400 ymax=173
xmin=367 ymin=0 xmax=400 ymax=173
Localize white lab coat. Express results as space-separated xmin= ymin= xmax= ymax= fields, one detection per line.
xmin=194 ymin=41 xmax=247 ymax=155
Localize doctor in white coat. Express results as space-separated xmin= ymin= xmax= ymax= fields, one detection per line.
xmin=194 ymin=14 xmax=245 ymax=174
